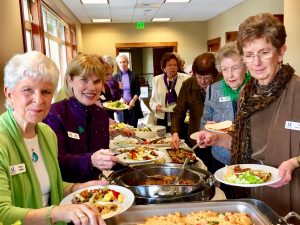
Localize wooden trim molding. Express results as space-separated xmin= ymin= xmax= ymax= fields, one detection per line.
xmin=115 ymin=42 xmax=178 ymax=56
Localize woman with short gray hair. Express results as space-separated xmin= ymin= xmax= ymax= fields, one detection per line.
xmin=0 ymin=51 xmax=107 ymax=225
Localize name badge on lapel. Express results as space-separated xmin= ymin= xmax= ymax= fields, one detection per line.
xmin=99 ymin=95 xmax=106 ymax=100
xmin=285 ymin=121 xmax=300 ymax=131
xmin=219 ymin=96 xmax=231 ymax=102
xmin=68 ymin=131 xmax=80 ymax=140
xmin=10 ymin=163 xmax=26 ymax=176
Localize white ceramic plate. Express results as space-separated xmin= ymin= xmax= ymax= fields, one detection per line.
xmin=204 ymin=127 xmax=228 ymax=133
xmin=116 ymin=150 xmax=165 ymax=165
xmin=214 ymin=164 xmax=281 ymax=187
xmin=103 ymin=102 xmax=129 ymax=111
xmin=190 ymin=132 xmax=198 ymax=140
xmin=60 ymin=185 xmax=134 ymax=220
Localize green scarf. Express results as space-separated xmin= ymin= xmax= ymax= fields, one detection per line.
xmin=221 ymin=72 xmax=251 ymax=102
xmin=0 ymin=109 xmax=67 ymax=225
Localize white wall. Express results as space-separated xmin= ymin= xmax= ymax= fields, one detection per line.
xmin=284 ymin=0 xmax=300 ymax=74
xmin=0 ymin=0 xmax=24 ymax=113
xmin=206 ymin=0 xmax=284 ymax=46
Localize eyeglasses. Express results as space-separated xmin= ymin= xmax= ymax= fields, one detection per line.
xmin=221 ymin=65 xmax=243 ymax=74
xmin=195 ymin=75 xmax=213 ymax=81
xmin=243 ymin=50 xmax=274 ymax=63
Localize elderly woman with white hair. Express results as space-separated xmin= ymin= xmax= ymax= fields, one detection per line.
xmin=114 ymin=54 xmax=143 ymax=127
xmin=0 ymin=51 xmax=107 ymax=225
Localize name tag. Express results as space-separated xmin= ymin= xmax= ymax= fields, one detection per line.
xmin=10 ymin=163 xmax=26 ymax=176
xmin=285 ymin=121 xmax=300 ymax=131
xmin=68 ymin=131 xmax=80 ymax=140
xmin=219 ymin=96 xmax=231 ymax=102
xmin=100 ymin=95 xmax=106 ymax=100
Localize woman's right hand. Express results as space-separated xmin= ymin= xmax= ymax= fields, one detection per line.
xmin=156 ymin=104 xmax=164 ymax=113
xmin=51 ymin=203 xmax=106 ymax=225
xmin=171 ymin=133 xmax=180 ymax=149
xmin=91 ymin=149 xmax=117 ymax=170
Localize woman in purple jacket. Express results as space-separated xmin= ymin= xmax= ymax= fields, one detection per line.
xmin=44 ymin=54 xmax=117 ymax=183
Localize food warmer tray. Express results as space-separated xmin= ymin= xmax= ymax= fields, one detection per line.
xmin=107 ymin=199 xmax=287 ymax=225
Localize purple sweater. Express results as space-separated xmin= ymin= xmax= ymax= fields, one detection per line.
xmin=43 ymin=97 xmax=110 ymax=182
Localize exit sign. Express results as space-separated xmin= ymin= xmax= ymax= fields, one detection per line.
xmin=136 ymin=22 xmax=145 ymax=29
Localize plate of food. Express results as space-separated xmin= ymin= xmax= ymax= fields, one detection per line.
xmin=103 ymin=101 xmax=129 ymax=111
xmin=60 ymin=185 xmax=134 ymax=220
xmin=204 ymin=120 xmax=234 ymax=133
xmin=166 ymin=148 xmax=198 ymax=164
xmin=214 ymin=164 xmax=281 ymax=187
xmin=116 ymin=146 xmax=165 ymax=164
xmin=162 ymin=104 xmax=176 ymax=113
xmin=189 ymin=132 xmax=198 ymax=140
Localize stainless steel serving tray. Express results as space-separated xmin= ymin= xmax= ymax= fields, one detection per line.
xmin=107 ymin=199 xmax=286 ymax=225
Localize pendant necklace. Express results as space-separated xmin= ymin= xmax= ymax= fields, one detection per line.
xmin=31 ymin=149 xmax=39 ymax=163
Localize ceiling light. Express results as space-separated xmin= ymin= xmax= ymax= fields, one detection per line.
xmin=165 ymin=0 xmax=190 ymax=2
xmin=152 ymin=18 xmax=171 ymax=22
xmin=92 ymin=19 xmax=111 ymax=23
xmin=81 ymin=0 xmax=108 ymax=4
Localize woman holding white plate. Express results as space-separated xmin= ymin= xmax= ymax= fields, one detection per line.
xmin=196 ymin=13 xmax=300 ymax=220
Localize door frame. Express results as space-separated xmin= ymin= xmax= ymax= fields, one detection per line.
xmin=115 ymin=42 xmax=178 ymax=55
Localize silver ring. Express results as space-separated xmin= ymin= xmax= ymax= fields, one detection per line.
xmin=78 ymin=214 xmax=85 ymax=219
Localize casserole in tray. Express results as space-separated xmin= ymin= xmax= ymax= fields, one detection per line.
xmin=107 ymin=200 xmax=281 ymax=225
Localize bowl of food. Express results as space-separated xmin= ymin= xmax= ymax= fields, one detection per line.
xmin=135 ymin=126 xmax=157 ymax=139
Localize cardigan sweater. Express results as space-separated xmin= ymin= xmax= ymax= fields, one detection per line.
xmin=44 ymin=97 xmax=110 ymax=183
xmin=0 ymin=109 xmax=68 ymax=225
xmin=200 ymin=81 xmax=235 ymax=165
xmin=150 ymin=72 xmax=190 ymax=120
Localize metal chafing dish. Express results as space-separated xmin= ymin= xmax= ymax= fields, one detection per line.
xmin=108 ymin=163 xmax=215 ymax=204
xmin=106 ymin=199 xmax=290 ymax=225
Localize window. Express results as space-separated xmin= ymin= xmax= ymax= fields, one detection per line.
xmin=22 ymin=0 xmax=33 ymax=51
xmin=19 ymin=0 xmax=77 ymax=90
xmin=42 ymin=6 xmax=68 ymax=89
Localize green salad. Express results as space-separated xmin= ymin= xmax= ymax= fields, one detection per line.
xmin=106 ymin=101 xmax=127 ymax=109
xmin=225 ymin=171 xmax=265 ymax=184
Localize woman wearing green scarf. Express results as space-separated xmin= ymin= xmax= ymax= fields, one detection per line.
xmin=200 ymin=41 xmax=250 ymax=173
xmin=0 ymin=51 xmax=107 ymax=225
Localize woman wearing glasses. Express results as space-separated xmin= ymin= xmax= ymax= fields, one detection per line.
xmin=196 ymin=13 xmax=300 ymax=219
xmin=171 ymin=53 xmax=218 ymax=165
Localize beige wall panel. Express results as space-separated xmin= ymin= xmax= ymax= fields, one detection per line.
xmin=0 ymin=0 xmax=24 ymax=113
xmin=207 ymin=0 xmax=284 ymax=47
xmin=81 ymin=22 xmax=207 ymax=68
xmin=284 ymin=0 xmax=300 ymax=74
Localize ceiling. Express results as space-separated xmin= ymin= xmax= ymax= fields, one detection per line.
xmin=62 ymin=0 xmax=246 ymax=24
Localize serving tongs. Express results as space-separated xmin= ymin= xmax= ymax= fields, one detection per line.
xmin=117 ymin=160 xmax=163 ymax=180
xmin=173 ymin=158 xmax=190 ymax=185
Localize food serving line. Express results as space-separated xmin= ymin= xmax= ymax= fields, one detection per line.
xmin=102 ymin=124 xmax=300 ymax=224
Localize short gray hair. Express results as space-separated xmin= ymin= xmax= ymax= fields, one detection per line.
xmin=102 ymin=55 xmax=115 ymax=68
xmin=4 ymin=51 xmax=59 ymax=91
xmin=116 ymin=54 xmax=129 ymax=63
xmin=214 ymin=41 xmax=244 ymax=72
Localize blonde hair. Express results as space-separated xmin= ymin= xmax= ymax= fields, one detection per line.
xmin=64 ymin=54 xmax=105 ymax=97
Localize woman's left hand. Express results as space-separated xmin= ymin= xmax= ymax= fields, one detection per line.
xmin=269 ymin=158 xmax=298 ymax=188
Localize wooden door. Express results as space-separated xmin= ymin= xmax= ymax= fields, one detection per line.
xmin=153 ymin=47 xmax=174 ymax=76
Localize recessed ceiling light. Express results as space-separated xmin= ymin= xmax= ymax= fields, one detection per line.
xmin=165 ymin=0 xmax=190 ymax=2
xmin=92 ymin=19 xmax=111 ymax=23
xmin=152 ymin=18 xmax=171 ymax=22
xmin=81 ymin=0 xmax=108 ymax=4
